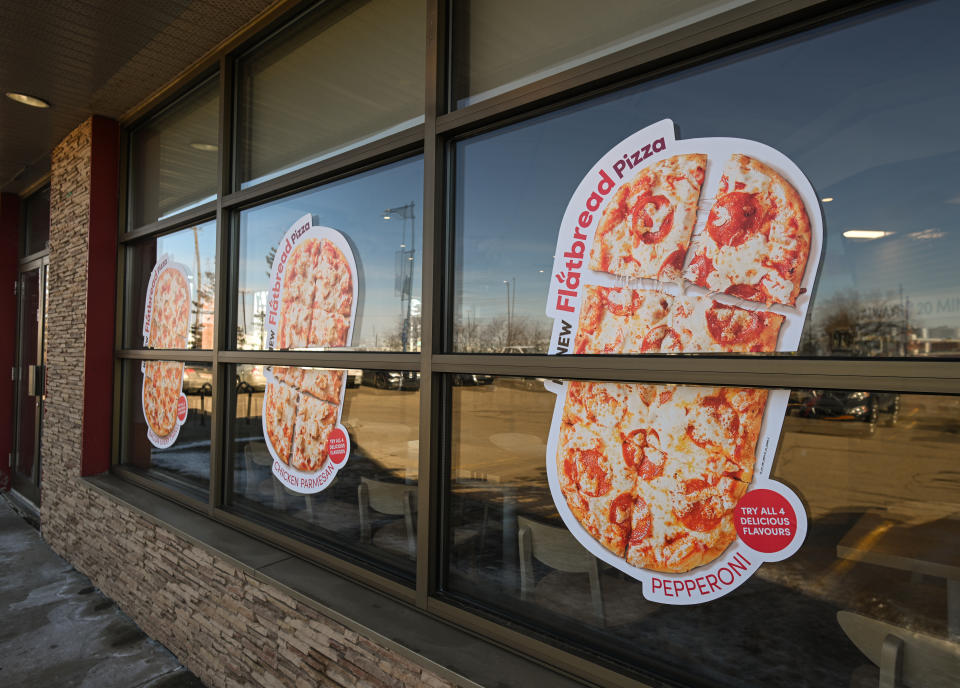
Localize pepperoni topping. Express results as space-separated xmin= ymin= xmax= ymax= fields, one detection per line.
xmin=562 ymin=456 xmax=578 ymax=486
xmin=724 ymin=283 xmax=764 ymax=301
xmin=641 ymin=325 xmax=683 ymax=353
xmin=675 ymin=479 xmax=724 ymax=532
xmin=657 ymin=248 xmax=687 ymax=280
xmin=608 ymin=493 xmax=634 ymax=527
xmin=764 ymin=248 xmax=800 ymax=281
xmin=638 ymin=446 xmax=665 ymax=480
xmin=630 ymin=194 xmax=674 ymax=245
xmin=707 ymin=192 xmax=766 ymax=247
xmin=687 ymin=252 xmax=714 ymax=285
xmin=693 ymin=166 xmax=705 ymax=186
xmin=705 ymin=302 xmax=765 ymax=346
xmin=629 ymin=497 xmax=652 ymax=545
xmin=602 ymin=287 xmax=642 ymax=316
xmin=576 ymin=449 xmax=612 ymax=497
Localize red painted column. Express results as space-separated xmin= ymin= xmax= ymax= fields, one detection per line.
xmin=80 ymin=116 xmax=120 ymax=476
xmin=0 ymin=193 xmax=20 ymax=490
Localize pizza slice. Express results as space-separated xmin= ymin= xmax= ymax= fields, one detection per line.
xmin=556 ymin=421 xmax=637 ymax=557
xmin=291 ymin=394 xmax=339 ymax=472
xmin=277 ymin=301 xmax=312 ymax=350
xmin=589 ymin=154 xmax=706 ymax=281
xmin=308 ymin=240 xmax=353 ymax=348
xmin=271 ymin=365 xmax=304 ymax=388
xmin=299 ymin=367 xmax=345 ymax=404
xmin=648 ymin=385 xmax=764 ymax=484
xmin=684 ymin=154 xmax=811 ymax=306
xmin=668 ymin=293 xmax=783 ymax=353
xmin=276 ymin=240 xmax=320 ymax=350
xmin=626 ymin=461 xmax=747 ymax=573
xmin=574 ymin=285 xmax=674 ymax=354
xmin=142 ymin=360 xmax=183 ymax=437
xmin=264 ymin=380 xmax=298 ymax=464
xmin=149 ymin=268 xmax=190 ymax=349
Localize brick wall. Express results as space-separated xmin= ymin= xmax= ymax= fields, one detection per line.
xmin=40 ymin=117 xmax=455 ymax=688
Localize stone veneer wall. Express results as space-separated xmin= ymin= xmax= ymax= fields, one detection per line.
xmin=39 ymin=118 xmax=454 ymax=688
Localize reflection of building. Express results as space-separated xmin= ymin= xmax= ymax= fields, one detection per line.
xmin=1 ymin=3 xmax=959 ymax=688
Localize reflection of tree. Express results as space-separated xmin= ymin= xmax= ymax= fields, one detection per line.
xmin=802 ymin=289 xmax=910 ymax=356
xmin=453 ymin=315 xmax=550 ymax=353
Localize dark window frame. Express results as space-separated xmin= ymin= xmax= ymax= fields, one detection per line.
xmin=112 ymin=1 xmax=960 ymax=685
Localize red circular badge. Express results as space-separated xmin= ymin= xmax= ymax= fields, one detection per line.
xmin=326 ymin=427 xmax=348 ymax=465
xmin=176 ymin=394 xmax=188 ymax=423
xmin=735 ymin=489 xmax=797 ymax=553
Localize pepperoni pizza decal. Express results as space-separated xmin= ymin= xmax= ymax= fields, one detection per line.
xmin=544 ymin=119 xmax=820 ymax=604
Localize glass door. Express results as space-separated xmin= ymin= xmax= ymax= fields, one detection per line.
xmin=13 ymin=260 xmax=46 ymax=504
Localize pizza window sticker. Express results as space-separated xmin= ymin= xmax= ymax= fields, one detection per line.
xmin=141 ymin=257 xmax=191 ymax=448
xmin=261 ymin=214 xmax=358 ymax=494
xmin=544 ymin=119 xmax=822 ymax=604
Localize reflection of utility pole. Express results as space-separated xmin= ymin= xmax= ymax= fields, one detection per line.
xmin=503 ymin=277 xmax=516 ymax=346
xmin=383 ymin=202 xmax=416 ymax=352
xmin=193 ymin=226 xmax=202 ymax=347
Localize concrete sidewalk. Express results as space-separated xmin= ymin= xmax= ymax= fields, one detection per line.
xmin=0 ymin=495 xmax=204 ymax=688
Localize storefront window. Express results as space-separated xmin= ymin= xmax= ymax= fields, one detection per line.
xmin=128 ymin=77 xmax=219 ymax=227
xmin=227 ymin=364 xmax=420 ymax=581
xmin=235 ymin=0 xmax=425 ymax=188
xmin=451 ymin=1 xmax=960 ymax=357
xmin=451 ymin=0 xmax=747 ymax=108
xmin=445 ymin=375 xmax=960 ymax=686
xmin=234 ymin=156 xmax=423 ymax=351
xmin=119 ymin=360 xmax=212 ymax=499
xmin=124 ymin=220 xmax=216 ymax=350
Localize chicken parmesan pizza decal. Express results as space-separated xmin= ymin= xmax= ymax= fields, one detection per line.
xmin=141 ymin=256 xmax=191 ymax=448
xmin=544 ymin=119 xmax=821 ymax=604
xmin=261 ymin=214 xmax=358 ymax=494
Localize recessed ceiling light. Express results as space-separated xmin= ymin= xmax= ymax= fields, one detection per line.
xmin=189 ymin=142 xmax=218 ymax=152
xmin=843 ymin=229 xmax=891 ymax=240
xmin=6 ymin=92 xmax=50 ymax=108
xmin=821 ymin=197 xmax=834 ymax=202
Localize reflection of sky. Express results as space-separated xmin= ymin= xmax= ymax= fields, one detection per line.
xmin=237 ymin=156 xmax=424 ymax=349
xmin=455 ymin=0 xmax=960 ymax=335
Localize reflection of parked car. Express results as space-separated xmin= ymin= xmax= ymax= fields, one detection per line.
xmin=236 ymin=365 xmax=266 ymax=391
xmin=362 ymin=370 xmax=420 ymax=390
xmin=183 ymin=366 xmax=213 ymax=395
xmin=451 ymin=373 xmax=494 ymax=386
xmin=788 ymin=389 xmax=900 ymax=432
xmin=346 ymin=369 xmax=363 ymax=388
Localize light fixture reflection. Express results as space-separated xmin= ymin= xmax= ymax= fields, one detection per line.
xmin=821 ymin=197 xmax=834 ymax=203
xmin=843 ymin=229 xmax=891 ymax=240
xmin=190 ymin=142 xmax=218 ymax=152
xmin=6 ymin=92 xmax=50 ymax=108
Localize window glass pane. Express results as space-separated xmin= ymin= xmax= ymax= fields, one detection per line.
xmin=120 ymin=359 xmax=211 ymax=499
xmin=129 ymin=77 xmax=219 ymax=227
xmin=228 ymin=364 xmax=420 ymax=582
xmin=452 ymin=0 xmax=749 ymax=108
xmin=236 ymin=0 xmax=425 ymax=188
xmin=451 ymin=1 xmax=960 ymax=357
xmin=235 ymin=157 xmax=423 ymax=351
xmin=446 ymin=375 xmax=960 ymax=686
xmin=20 ymin=185 xmax=49 ymax=256
xmin=124 ymin=220 xmax=216 ymax=349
